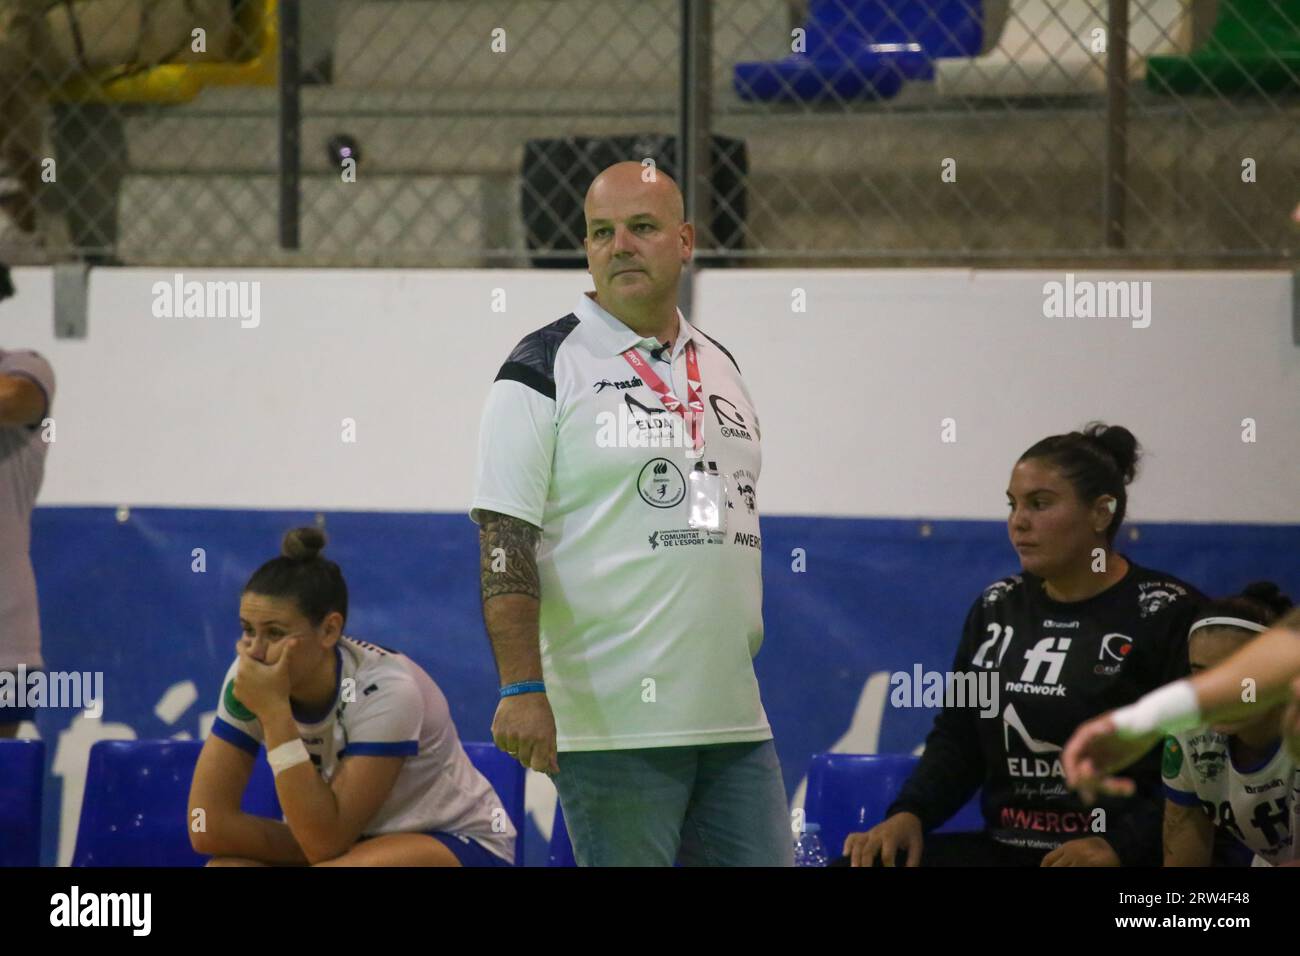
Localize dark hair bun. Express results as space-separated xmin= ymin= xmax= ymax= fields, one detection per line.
xmin=1083 ymin=422 xmax=1140 ymax=484
xmin=1240 ymin=580 xmax=1294 ymax=616
xmin=282 ymin=526 xmax=327 ymax=562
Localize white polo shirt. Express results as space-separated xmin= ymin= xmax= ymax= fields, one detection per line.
xmin=470 ymin=290 xmax=773 ymax=752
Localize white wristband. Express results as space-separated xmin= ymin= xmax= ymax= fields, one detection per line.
xmin=1111 ymin=679 xmax=1201 ymax=739
xmin=268 ymin=739 xmax=311 ymax=775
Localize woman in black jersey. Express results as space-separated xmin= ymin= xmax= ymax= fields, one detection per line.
xmin=841 ymin=423 xmax=1203 ymax=867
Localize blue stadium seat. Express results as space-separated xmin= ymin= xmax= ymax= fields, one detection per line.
xmin=804 ymin=752 xmax=983 ymax=860
xmin=735 ymin=0 xmax=984 ymax=102
xmin=548 ymin=802 xmax=577 ymax=867
xmin=463 ymin=742 xmax=526 ymax=866
xmin=0 ymin=740 xmax=45 ymax=866
xmin=73 ymin=739 xmax=280 ymax=866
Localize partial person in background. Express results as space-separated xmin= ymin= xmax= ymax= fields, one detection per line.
xmin=190 ymin=527 xmax=515 ymax=866
xmin=0 ymin=343 xmax=54 ymax=736
xmin=1162 ymin=582 xmax=1297 ymax=867
xmin=840 ymin=423 xmax=1203 ymax=866
xmin=0 ymin=0 xmax=235 ymax=246
xmin=1065 ymin=595 xmax=1300 ymax=808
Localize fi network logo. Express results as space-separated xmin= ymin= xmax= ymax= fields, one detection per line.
xmin=1005 ymin=637 xmax=1071 ymax=697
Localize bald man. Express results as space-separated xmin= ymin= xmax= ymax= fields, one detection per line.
xmin=470 ymin=162 xmax=791 ymax=866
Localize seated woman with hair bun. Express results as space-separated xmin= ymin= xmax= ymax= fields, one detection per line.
xmin=188 ymin=527 xmax=515 ymax=867
xmin=839 ymin=422 xmax=1205 ymax=867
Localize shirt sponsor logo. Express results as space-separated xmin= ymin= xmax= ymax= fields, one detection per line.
xmin=637 ymin=458 xmax=685 ymax=508
xmin=998 ymin=807 xmax=1093 ymax=834
xmin=625 ymin=394 xmax=673 ymax=429
xmin=1188 ymin=737 xmax=1227 ymax=783
xmin=1095 ymin=632 xmax=1133 ymax=676
xmin=732 ymin=468 xmax=758 ymax=514
xmin=1162 ymin=737 xmax=1184 ymax=778
xmin=732 ymin=531 xmax=762 ymax=549
xmin=982 ymin=577 xmax=1021 ymax=607
xmin=735 ymin=482 xmax=756 ymax=514
xmin=1137 ymin=580 xmax=1188 ymax=618
xmin=593 ymin=376 xmax=643 ymax=393
xmin=1003 ymin=703 xmax=1064 ymax=778
xmin=1006 ymin=637 xmax=1071 ymax=697
xmin=1003 ymin=681 xmax=1066 ymax=697
xmin=1042 ymin=619 xmax=1079 ymax=629
xmin=709 ymin=394 xmax=754 ymax=442
xmin=1012 ymin=780 xmax=1070 ymax=800
xmin=647 ymin=528 xmax=718 ymax=550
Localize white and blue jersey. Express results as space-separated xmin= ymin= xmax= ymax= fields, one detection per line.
xmin=1162 ymin=729 xmax=1299 ymax=866
xmin=211 ymin=635 xmax=515 ymax=864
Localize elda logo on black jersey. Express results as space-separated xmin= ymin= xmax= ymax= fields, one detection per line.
xmin=709 ymin=394 xmax=753 ymax=441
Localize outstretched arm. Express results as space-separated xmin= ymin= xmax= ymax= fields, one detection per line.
xmin=1064 ymin=612 xmax=1300 ymax=797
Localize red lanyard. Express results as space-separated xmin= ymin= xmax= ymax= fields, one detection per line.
xmin=621 ymin=339 xmax=704 ymax=453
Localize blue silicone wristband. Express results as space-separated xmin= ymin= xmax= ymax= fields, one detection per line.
xmin=499 ymin=680 xmax=546 ymax=698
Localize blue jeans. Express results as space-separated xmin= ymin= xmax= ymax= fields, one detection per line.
xmin=554 ymin=739 xmax=794 ymax=867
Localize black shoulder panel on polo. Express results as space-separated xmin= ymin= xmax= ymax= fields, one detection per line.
xmin=494 ymin=313 xmax=581 ymax=400
xmin=696 ymin=328 xmax=741 ymax=374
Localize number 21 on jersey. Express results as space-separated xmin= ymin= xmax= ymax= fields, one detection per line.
xmin=972 ymin=623 xmax=1013 ymax=669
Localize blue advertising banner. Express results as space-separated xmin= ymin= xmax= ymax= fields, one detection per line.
xmin=22 ymin=508 xmax=1300 ymax=866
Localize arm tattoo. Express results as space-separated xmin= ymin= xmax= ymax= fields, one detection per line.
xmin=479 ymin=511 xmax=541 ymax=601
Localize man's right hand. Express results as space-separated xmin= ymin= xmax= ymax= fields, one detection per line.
xmin=842 ymin=812 xmax=923 ymax=867
xmin=492 ymin=692 xmax=560 ymax=775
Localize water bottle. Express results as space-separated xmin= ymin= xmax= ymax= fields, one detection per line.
xmin=794 ymin=822 xmax=829 ymax=867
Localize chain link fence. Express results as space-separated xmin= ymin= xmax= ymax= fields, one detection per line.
xmin=0 ymin=0 xmax=1295 ymax=267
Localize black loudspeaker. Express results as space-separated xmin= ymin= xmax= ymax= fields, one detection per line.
xmin=521 ymin=134 xmax=748 ymax=268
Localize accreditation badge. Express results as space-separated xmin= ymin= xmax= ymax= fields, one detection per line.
xmin=687 ymin=460 xmax=728 ymax=537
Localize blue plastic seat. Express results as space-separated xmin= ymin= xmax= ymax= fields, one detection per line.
xmin=0 ymin=740 xmax=45 ymax=866
xmin=73 ymin=739 xmax=280 ymax=866
xmin=463 ymin=742 xmax=526 ymax=866
xmin=804 ymin=752 xmax=983 ymax=860
xmin=735 ymin=0 xmax=984 ymax=102
xmin=548 ymin=802 xmax=577 ymax=867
